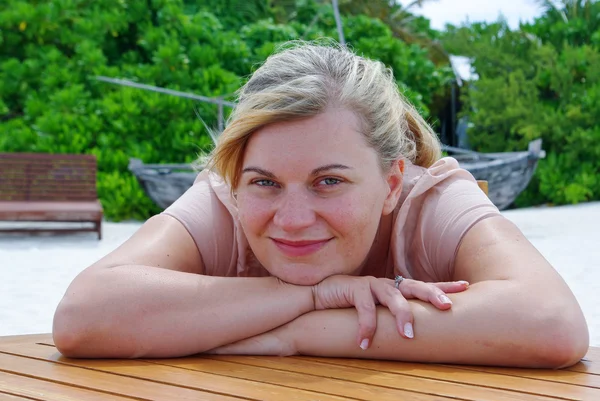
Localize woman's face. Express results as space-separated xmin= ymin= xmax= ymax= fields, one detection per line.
xmin=236 ymin=108 xmax=403 ymax=285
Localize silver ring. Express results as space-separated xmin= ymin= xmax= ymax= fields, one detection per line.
xmin=394 ymin=275 xmax=404 ymax=289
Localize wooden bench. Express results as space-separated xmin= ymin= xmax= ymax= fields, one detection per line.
xmin=0 ymin=153 xmax=103 ymax=239
xmin=477 ymin=180 xmax=488 ymax=196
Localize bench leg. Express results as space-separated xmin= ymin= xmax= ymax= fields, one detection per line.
xmin=96 ymin=220 xmax=102 ymax=240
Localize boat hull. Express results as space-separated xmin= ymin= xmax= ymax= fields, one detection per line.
xmin=129 ymin=159 xmax=198 ymax=210
xmin=130 ymin=140 xmax=544 ymax=211
xmin=454 ymin=151 xmax=539 ymax=210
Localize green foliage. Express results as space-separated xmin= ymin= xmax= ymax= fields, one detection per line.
xmin=442 ymin=2 xmax=600 ymax=207
xmin=342 ymin=15 xmax=454 ymax=113
xmin=1 ymin=0 xmax=451 ymax=220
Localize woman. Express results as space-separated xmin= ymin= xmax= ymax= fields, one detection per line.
xmin=53 ymin=42 xmax=589 ymax=368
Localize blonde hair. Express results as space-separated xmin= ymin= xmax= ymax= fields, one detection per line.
xmin=204 ymin=41 xmax=441 ymax=189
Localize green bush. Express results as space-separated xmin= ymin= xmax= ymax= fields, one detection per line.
xmin=442 ymin=3 xmax=600 ymax=207
xmin=1 ymin=0 xmax=452 ymax=220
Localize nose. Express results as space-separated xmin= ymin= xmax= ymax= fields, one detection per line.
xmin=272 ymin=188 xmax=317 ymax=232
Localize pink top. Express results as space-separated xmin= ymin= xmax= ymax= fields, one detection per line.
xmin=163 ymin=157 xmax=501 ymax=282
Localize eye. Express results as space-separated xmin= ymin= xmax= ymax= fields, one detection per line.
xmin=253 ymin=179 xmax=279 ymax=187
xmin=318 ymin=177 xmax=342 ymax=186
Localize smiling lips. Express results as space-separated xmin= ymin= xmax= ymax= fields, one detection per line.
xmin=271 ymin=238 xmax=332 ymax=257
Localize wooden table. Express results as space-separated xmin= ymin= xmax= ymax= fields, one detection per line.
xmin=0 ymin=334 xmax=598 ymax=400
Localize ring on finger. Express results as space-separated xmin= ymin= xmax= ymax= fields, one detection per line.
xmin=394 ymin=275 xmax=405 ymax=290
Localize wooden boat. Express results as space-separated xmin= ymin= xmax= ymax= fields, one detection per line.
xmin=128 ymin=159 xmax=199 ymax=211
xmin=441 ymin=139 xmax=545 ymax=209
xmin=130 ymin=139 xmax=545 ymax=211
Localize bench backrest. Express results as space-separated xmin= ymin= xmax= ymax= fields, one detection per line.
xmin=0 ymin=153 xmax=99 ymax=202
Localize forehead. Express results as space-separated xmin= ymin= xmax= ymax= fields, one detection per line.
xmin=243 ymin=108 xmax=378 ymax=169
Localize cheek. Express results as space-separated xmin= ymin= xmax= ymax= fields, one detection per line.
xmin=237 ymin=195 xmax=272 ymax=235
xmin=322 ymin=194 xmax=382 ymax=244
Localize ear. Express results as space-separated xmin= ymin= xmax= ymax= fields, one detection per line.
xmin=382 ymin=159 xmax=404 ymax=216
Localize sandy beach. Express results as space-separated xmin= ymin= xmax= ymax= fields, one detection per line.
xmin=1 ymin=202 xmax=599 ymax=347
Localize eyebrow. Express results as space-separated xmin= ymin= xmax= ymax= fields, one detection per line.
xmin=242 ymin=164 xmax=352 ymax=178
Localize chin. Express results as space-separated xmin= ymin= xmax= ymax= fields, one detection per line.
xmin=269 ymin=264 xmax=332 ymax=286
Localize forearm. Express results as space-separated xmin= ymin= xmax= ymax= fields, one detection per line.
xmin=53 ymin=266 xmax=313 ymax=358
xmin=292 ymin=281 xmax=588 ymax=368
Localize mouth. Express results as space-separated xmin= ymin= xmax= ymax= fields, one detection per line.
xmin=271 ymin=238 xmax=332 ymax=257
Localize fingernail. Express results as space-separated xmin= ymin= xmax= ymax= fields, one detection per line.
xmin=458 ymin=280 xmax=470 ymax=287
xmin=360 ymin=338 xmax=369 ymax=350
xmin=439 ymin=294 xmax=452 ymax=305
xmin=404 ymin=323 xmax=414 ymax=339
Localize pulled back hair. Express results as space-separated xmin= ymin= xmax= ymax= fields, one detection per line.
xmin=204 ymin=40 xmax=441 ymax=189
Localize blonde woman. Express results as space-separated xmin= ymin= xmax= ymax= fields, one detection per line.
xmin=53 ymin=42 xmax=588 ymax=368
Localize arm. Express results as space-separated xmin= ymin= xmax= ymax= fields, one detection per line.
xmin=212 ymin=216 xmax=589 ymax=368
xmin=52 ymin=214 xmax=314 ymax=359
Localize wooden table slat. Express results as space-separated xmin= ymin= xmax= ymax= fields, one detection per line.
xmin=147 ymin=354 xmax=563 ymax=401
xmin=566 ymin=348 xmax=600 ymax=375
xmin=0 ymin=353 xmax=241 ymax=401
xmin=288 ymin=356 xmax=600 ymax=400
xmin=0 ymin=371 xmax=136 ymax=401
xmin=0 ymin=391 xmax=40 ymax=401
xmin=439 ymin=364 xmax=600 ymax=388
xmin=2 ymin=344 xmax=380 ymax=401
xmin=436 ymin=348 xmax=600 ymax=378
xmin=567 ymin=361 xmax=600 ymax=376
xmin=1 ymin=334 xmax=598 ymax=401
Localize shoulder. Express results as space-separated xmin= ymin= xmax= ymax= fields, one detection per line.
xmin=400 ymin=157 xmax=475 ymax=200
xmin=409 ymin=157 xmax=500 ymax=234
xmin=392 ymin=157 xmax=501 ymax=281
xmin=163 ymin=170 xmax=237 ymax=234
xmin=161 ymin=169 xmax=238 ymax=276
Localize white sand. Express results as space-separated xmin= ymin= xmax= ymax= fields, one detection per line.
xmin=1 ymin=203 xmax=598 ymax=347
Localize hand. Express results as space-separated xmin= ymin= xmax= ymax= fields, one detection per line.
xmin=311 ymin=275 xmax=469 ymax=349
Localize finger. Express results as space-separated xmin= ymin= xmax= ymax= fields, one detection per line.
xmin=374 ymin=283 xmax=415 ymax=339
xmin=351 ymin=285 xmax=378 ymax=350
xmin=432 ymin=281 xmax=470 ymax=293
xmin=399 ymin=280 xmax=454 ymax=311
